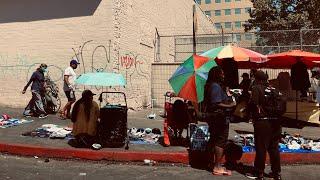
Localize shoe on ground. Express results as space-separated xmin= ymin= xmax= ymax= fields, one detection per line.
xmin=267 ymin=172 xmax=282 ymax=180
xmin=245 ymin=172 xmax=264 ymax=180
xmin=23 ymin=114 xmax=32 ymax=118
xmin=92 ymin=143 xmax=102 ymax=150
xmin=39 ymin=114 xmax=48 ymax=119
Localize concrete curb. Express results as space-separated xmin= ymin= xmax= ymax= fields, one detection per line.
xmin=0 ymin=142 xmax=189 ymax=163
xmin=0 ymin=142 xmax=320 ymax=164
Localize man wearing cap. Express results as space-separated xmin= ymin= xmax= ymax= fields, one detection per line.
xmin=22 ymin=64 xmax=48 ymax=118
xmin=246 ymin=70 xmax=282 ymax=180
xmin=60 ymin=60 xmax=79 ymax=119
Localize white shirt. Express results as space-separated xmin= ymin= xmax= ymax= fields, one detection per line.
xmin=63 ymin=66 xmax=77 ymax=91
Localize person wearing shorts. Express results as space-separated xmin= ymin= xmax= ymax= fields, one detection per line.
xmin=60 ymin=59 xmax=79 ymax=119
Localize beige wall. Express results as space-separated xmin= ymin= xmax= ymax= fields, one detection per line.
xmin=0 ymin=0 xmax=217 ymax=109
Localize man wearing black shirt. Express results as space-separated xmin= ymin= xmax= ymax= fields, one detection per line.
xmin=246 ymin=71 xmax=282 ymax=180
xmin=22 ymin=64 xmax=48 ymax=118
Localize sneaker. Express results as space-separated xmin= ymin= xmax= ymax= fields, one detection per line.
xmin=267 ymin=172 xmax=282 ymax=180
xmin=39 ymin=114 xmax=48 ymax=119
xmin=23 ymin=114 xmax=32 ymax=118
xmin=92 ymin=143 xmax=102 ymax=150
xmin=245 ymin=172 xmax=264 ymax=180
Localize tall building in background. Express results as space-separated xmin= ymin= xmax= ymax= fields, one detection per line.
xmin=195 ymin=0 xmax=253 ymax=43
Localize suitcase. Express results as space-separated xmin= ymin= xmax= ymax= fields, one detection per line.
xmin=98 ymin=92 xmax=128 ymax=148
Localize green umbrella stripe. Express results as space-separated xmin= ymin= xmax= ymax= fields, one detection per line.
xmin=195 ymin=60 xmax=218 ymax=73
xmin=169 ymin=72 xmax=194 ymax=94
xmin=201 ymin=46 xmax=224 ymax=58
xmin=195 ymin=74 xmax=208 ymax=102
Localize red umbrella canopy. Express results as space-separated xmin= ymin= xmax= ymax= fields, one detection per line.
xmin=266 ymin=50 xmax=320 ymax=68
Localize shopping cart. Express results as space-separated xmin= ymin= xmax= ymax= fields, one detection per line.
xmin=164 ymin=91 xmax=196 ymax=142
xmin=98 ymin=91 xmax=129 ymax=149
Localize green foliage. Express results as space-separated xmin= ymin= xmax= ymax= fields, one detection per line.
xmin=245 ymin=0 xmax=320 ymax=47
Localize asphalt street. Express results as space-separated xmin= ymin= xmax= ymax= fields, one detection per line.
xmin=0 ymin=154 xmax=319 ymax=180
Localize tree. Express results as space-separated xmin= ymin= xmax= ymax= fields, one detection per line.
xmin=244 ymin=0 xmax=320 ymax=49
xmin=297 ymin=0 xmax=320 ymax=28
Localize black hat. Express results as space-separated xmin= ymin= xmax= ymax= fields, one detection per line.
xmin=241 ymin=73 xmax=249 ymax=78
xmin=255 ymin=70 xmax=268 ymax=81
xmin=40 ymin=63 xmax=48 ymax=68
xmin=82 ymin=90 xmax=96 ymax=98
xmin=70 ymin=59 xmax=80 ymax=65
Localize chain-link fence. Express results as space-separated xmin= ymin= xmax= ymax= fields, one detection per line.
xmin=156 ymin=29 xmax=320 ymax=62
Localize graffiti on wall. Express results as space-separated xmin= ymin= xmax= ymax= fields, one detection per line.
xmin=70 ymin=40 xmax=150 ymax=90
xmin=70 ymin=40 xmax=112 ymax=74
xmin=0 ymin=54 xmax=64 ymax=82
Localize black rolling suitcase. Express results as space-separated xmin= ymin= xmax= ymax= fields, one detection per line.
xmin=98 ymin=92 xmax=128 ymax=148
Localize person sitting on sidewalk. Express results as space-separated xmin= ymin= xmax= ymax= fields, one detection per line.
xmin=22 ymin=64 xmax=48 ymax=119
xmin=68 ymin=90 xmax=100 ymax=148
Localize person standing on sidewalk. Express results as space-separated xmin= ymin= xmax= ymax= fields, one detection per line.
xmin=246 ymin=70 xmax=282 ymax=180
xmin=204 ymin=67 xmax=236 ymax=176
xmin=60 ymin=60 xmax=79 ymax=119
xmin=22 ymin=64 xmax=48 ymax=119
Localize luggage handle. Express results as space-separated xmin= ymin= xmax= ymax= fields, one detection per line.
xmin=98 ymin=91 xmax=127 ymax=108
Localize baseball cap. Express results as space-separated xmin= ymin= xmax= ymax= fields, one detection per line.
xmin=70 ymin=59 xmax=80 ymax=65
xmin=82 ymin=90 xmax=96 ymax=98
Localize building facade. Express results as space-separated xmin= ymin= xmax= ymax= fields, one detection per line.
xmin=196 ymin=0 xmax=253 ymax=43
xmin=0 ymin=0 xmax=216 ymax=108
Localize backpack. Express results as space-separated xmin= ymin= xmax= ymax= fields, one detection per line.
xmin=262 ymin=86 xmax=287 ymax=117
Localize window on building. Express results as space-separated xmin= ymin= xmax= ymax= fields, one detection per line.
xmin=215 ymin=0 xmax=221 ymax=3
xmin=195 ymin=0 xmax=201 ymax=4
xmin=205 ymin=11 xmax=211 ymax=17
xmin=225 ymin=0 xmax=231 ymax=2
xmin=225 ymin=22 xmax=232 ymax=29
xmin=235 ymin=21 xmax=241 ymax=28
xmin=205 ymin=0 xmax=211 ymax=4
xmin=235 ymin=8 xmax=241 ymax=14
xmin=235 ymin=34 xmax=241 ymax=41
xmin=215 ymin=10 xmax=221 ymax=16
xmin=224 ymin=9 xmax=231 ymax=15
xmin=215 ymin=23 xmax=222 ymax=29
xmin=245 ymin=34 xmax=253 ymax=40
xmin=245 ymin=7 xmax=251 ymax=13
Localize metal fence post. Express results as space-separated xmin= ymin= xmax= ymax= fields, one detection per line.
xmin=300 ymin=29 xmax=303 ymax=50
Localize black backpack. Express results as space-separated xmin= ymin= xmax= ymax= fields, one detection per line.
xmin=262 ymin=86 xmax=287 ymax=117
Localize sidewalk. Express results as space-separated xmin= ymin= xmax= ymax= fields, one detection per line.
xmin=0 ymin=105 xmax=319 ymax=164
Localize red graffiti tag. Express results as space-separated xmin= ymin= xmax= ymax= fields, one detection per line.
xmin=120 ymin=55 xmax=143 ymax=69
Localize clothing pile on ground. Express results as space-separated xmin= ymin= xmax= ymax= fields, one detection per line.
xmin=22 ymin=124 xmax=72 ymax=139
xmin=0 ymin=114 xmax=33 ymax=128
xmin=128 ymin=127 xmax=161 ymax=144
xmin=234 ymin=132 xmax=320 ymax=153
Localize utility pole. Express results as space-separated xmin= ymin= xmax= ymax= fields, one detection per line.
xmin=192 ymin=4 xmax=197 ymax=54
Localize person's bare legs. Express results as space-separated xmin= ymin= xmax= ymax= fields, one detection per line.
xmin=65 ymin=101 xmax=75 ymax=118
xmin=61 ymin=101 xmax=74 ymax=118
xmin=214 ymin=146 xmax=224 ymax=169
xmin=213 ymin=146 xmax=231 ymax=175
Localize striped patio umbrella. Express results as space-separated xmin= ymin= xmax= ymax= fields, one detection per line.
xmin=169 ymin=54 xmax=217 ymax=103
xmin=200 ymin=44 xmax=268 ymax=63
